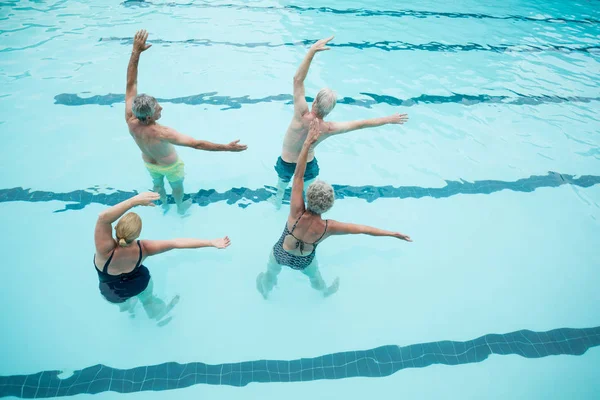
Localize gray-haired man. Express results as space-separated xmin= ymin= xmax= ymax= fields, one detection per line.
xmin=272 ymin=36 xmax=409 ymax=208
xmin=125 ymin=30 xmax=247 ymax=215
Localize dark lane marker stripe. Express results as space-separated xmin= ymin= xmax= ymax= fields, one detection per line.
xmin=1 ymin=326 xmax=598 ymax=398
xmin=54 ymin=92 xmax=600 ymax=110
xmin=99 ymin=37 xmax=600 ymax=54
xmin=121 ymin=1 xmax=600 ymax=25
xmin=1 ymin=172 xmax=598 ymax=213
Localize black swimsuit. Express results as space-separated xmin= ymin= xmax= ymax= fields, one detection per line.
xmin=272 ymin=211 xmax=328 ymax=270
xmin=94 ymin=240 xmax=151 ymax=303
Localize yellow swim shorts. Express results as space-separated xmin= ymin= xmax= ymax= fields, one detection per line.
xmin=144 ymin=158 xmax=185 ymax=183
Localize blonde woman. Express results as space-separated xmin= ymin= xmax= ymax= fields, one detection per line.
xmin=94 ymin=192 xmax=230 ymax=320
xmin=257 ymin=120 xmax=412 ymax=299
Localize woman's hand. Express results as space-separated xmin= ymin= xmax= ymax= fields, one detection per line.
xmin=211 ymin=236 xmax=231 ymax=249
xmin=304 ymin=118 xmax=321 ymax=147
xmin=133 ymin=192 xmax=160 ymax=207
xmin=394 ymin=232 xmax=413 ymax=242
xmin=387 ymin=113 xmax=409 ymax=125
xmin=309 ymin=36 xmax=334 ymax=53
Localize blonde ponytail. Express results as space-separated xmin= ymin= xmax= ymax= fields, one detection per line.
xmin=115 ymin=212 xmax=142 ymax=246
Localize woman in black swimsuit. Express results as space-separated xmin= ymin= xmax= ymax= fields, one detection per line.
xmin=257 ymin=119 xmax=412 ymax=299
xmin=94 ymin=192 xmax=230 ymax=322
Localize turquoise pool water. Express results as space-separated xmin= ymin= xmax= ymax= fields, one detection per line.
xmin=1 ymin=0 xmax=600 ymax=398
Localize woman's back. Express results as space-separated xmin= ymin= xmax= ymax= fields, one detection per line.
xmin=282 ymin=211 xmax=329 ymax=256
xmin=94 ymin=242 xmax=146 ymax=276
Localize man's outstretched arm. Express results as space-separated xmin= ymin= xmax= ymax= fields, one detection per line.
xmin=158 ymin=126 xmax=248 ymax=152
xmin=325 ymin=113 xmax=409 ymax=136
xmin=292 ymin=36 xmax=334 ymax=117
xmin=125 ymin=29 xmax=152 ymax=121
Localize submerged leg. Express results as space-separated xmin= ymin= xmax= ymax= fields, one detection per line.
xmin=152 ymin=176 xmax=170 ymax=212
xmin=169 ymin=179 xmax=192 ymax=215
xmin=256 ymin=251 xmax=282 ymax=299
xmin=137 ymin=279 xmax=180 ymax=321
xmin=117 ymin=297 xmax=137 ymax=316
xmin=269 ymin=178 xmax=290 ymax=210
xmin=302 ymin=259 xmax=340 ymax=297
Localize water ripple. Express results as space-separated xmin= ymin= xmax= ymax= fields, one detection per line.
xmin=120 ymin=1 xmax=600 ymax=25
xmin=0 ymin=23 xmax=53 ymax=35
xmin=0 ymin=34 xmax=63 ymax=53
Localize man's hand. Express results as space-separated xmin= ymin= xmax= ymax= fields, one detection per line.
xmin=310 ymin=36 xmax=334 ymax=53
xmin=211 ymin=236 xmax=231 ymax=249
xmin=133 ymin=29 xmax=152 ymax=54
xmin=226 ymin=140 xmax=248 ymax=152
xmin=387 ymin=113 xmax=409 ymax=125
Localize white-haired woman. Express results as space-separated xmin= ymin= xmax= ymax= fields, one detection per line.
xmin=94 ymin=192 xmax=230 ymax=321
xmin=257 ymin=120 xmax=412 ymax=298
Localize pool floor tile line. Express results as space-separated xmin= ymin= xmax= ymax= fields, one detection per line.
xmin=54 ymin=91 xmax=600 ymax=110
xmin=98 ymin=37 xmax=600 ymax=54
xmin=0 ymin=172 xmax=598 ymax=213
xmin=1 ymin=326 xmax=598 ymax=398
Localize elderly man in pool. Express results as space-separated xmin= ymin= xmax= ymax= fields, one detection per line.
xmin=270 ymin=35 xmax=409 ymax=208
xmin=125 ymin=30 xmax=248 ymax=215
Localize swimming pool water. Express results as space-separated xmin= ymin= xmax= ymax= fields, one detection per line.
xmin=1 ymin=0 xmax=599 ymax=398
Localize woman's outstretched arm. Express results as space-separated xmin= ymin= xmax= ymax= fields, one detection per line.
xmin=327 ymin=220 xmax=412 ymax=242
xmin=141 ymin=236 xmax=231 ymax=257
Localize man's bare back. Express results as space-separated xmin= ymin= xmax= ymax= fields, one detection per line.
xmin=127 ymin=119 xmax=179 ymax=166
xmin=281 ymin=113 xmax=327 ymax=163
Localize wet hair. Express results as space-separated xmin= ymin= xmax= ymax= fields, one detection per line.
xmin=306 ymin=180 xmax=335 ymax=214
xmin=132 ymin=94 xmax=158 ymax=124
xmin=313 ymin=88 xmax=337 ymax=118
xmin=115 ymin=212 xmax=142 ymax=247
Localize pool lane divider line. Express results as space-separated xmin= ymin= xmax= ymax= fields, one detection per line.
xmin=1 ymin=325 xmax=598 ymax=398
xmin=54 ymin=92 xmax=600 ymax=110
xmin=0 ymin=172 xmax=598 ymax=213
xmin=98 ymin=37 xmax=600 ymax=54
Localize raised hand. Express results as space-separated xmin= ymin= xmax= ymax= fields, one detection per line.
xmin=305 ymin=118 xmax=321 ymax=145
xmin=394 ymin=232 xmax=413 ymax=242
xmin=226 ymin=140 xmax=248 ymax=152
xmin=388 ymin=113 xmax=409 ymax=125
xmin=310 ymin=36 xmax=334 ymax=53
xmin=212 ymin=236 xmax=231 ymax=249
xmin=134 ymin=192 xmax=160 ymax=206
xmin=133 ymin=29 xmax=152 ymax=53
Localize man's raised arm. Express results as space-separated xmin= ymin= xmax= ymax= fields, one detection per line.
xmin=292 ymin=36 xmax=334 ymax=117
xmin=125 ymin=29 xmax=152 ymax=121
